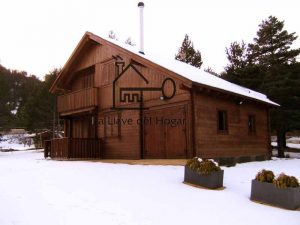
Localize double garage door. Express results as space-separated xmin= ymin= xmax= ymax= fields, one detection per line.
xmin=143 ymin=105 xmax=187 ymax=159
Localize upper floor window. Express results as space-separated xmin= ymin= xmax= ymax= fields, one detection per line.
xmin=248 ymin=115 xmax=256 ymax=134
xmin=218 ymin=110 xmax=228 ymax=133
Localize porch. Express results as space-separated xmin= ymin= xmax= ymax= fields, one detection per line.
xmin=44 ymin=137 xmax=102 ymax=159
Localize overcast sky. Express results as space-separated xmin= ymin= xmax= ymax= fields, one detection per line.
xmin=1 ymin=0 xmax=299 ymax=79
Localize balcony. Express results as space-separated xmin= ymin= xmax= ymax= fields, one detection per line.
xmin=57 ymin=87 xmax=98 ymax=115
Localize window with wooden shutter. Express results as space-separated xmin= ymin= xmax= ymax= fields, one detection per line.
xmin=101 ymin=61 xmax=115 ymax=86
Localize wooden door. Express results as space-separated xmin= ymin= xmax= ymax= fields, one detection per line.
xmin=165 ymin=106 xmax=187 ymax=158
xmin=143 ymin=110 xmax=165 ymax=158
xmin=143 ymin=105 xmax=187 ymax=159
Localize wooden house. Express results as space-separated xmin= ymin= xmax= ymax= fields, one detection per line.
xmin=47 ymin=32 xmax=278 ymax=162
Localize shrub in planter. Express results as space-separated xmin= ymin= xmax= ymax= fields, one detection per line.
xmin=255 ymin=169 xmax=275 ymax=183
xmin=184 ymin=158 xmax=224 ymax=189
xmin=251 ymin=170 xmax=300 ymax=210
xmin=274 ymin=173 xmax=299 ymax=188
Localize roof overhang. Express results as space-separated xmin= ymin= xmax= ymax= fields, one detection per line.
xmin=192 ymin=82 xmax=279 ymax=107
xmin=50 ymin=32 xmax=100 ymax=93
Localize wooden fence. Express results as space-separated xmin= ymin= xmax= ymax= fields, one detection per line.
xmin=45 ymin=138 xmax=102 ymax=159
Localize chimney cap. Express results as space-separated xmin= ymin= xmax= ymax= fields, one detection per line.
xmin=138 ymin=2 xmax=144 ymax=7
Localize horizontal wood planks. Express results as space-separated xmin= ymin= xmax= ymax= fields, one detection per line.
xmin=57 ymin=87 xmax=98 ymax=113
xmin=193 ymin=91 xmax=269 ymax=158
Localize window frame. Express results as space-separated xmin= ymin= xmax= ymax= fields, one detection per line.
xmin=217 ymin=109 xmax=229 ymax=134
xmin=248 ymin=114 xmax=256 ymax=135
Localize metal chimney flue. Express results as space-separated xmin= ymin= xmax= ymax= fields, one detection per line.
xmin=138 ymin=2 xmax=144 ymax=54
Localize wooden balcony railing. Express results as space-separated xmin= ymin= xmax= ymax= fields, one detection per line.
xmin=45 ymin=138 xmax=102 ymax=159
xmin=57 ymin=87 xmax=98 ymax=114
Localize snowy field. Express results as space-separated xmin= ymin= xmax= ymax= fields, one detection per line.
xmin=0 ymin=150 xmax=299 ymax=225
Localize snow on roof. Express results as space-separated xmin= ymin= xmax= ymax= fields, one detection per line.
xmin=97 ymin=33 xmax=279 ymax=106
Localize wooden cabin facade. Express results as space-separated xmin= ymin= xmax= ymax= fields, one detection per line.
xmin=47 ymin=32 xmax=277 ymax=162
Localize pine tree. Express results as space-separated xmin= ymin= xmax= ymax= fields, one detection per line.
xmin=248 ymin=16 xmax=300 ymax=67
xmin=223 ymin=16 xmax=300 ymax=157
xmin=108 ymin=30 xmax=117 ymax=40
xmin=204 ymin=67 xmax=220 ymax=77
xmin=125 ymin=37 xmax=135 ymax=46
xmin=175 ymin=34 xmax=203 ymax=69
xmin=0 ymin=64 xmax=41 ymax=131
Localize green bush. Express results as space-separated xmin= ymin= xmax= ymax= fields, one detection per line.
xmin=186 ymin=157 xmax=221 ymax=175
xmin=273 ymin=173 xmax=300 ymax=188
xmin=255 ymin=169 xmax=275 ymax=183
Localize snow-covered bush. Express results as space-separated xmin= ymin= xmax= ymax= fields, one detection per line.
xmin=255 ymin=169 xmax=275 ymax=183
xmin=186 ymin=157 xmax=221 ymax=175
xmin=274 ymin=173 xmax=299 ymax=188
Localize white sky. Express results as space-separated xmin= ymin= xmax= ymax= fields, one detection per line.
xmin=0 ymin=0 xmax=299 ymax=80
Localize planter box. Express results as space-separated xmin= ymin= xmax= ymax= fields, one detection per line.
xmin=184 ymin=166 xmax=224 ymax=189
xmin=250 ymin=180 xmax=300 ymax=210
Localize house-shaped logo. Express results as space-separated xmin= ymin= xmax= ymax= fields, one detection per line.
xmin=111 ymin=57 xmax=176 ymax=110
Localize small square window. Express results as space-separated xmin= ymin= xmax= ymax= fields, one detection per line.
xmin=248 ymin=115 xmax=256 ymax=134
xmin=218 ymin=110 xmax=228 ymax=132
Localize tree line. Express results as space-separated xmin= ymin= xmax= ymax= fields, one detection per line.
xmin=175 ymin=15 xmax=300 ymax=157
xmin=0 ymin=66 xmax=59 ymax=132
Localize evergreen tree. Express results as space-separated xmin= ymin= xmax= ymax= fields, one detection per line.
xmin=204 ymin=67 xmax=220 ymax=77
xmin=125 ymin=37 xmax=135 ymax=46
xmin=248 ymin=16 xmax=300 ymax=67
xmin=0 ymin=64 xmax=41 ymax=130
xmin=223 ymin=16 xmax=300 ymax=157
xmin=18 ymin=69 xmax=60 ymax=132
xmin=175 ymin=34 xmax=203 ymax=68
xmin=108 ymin=30 xmax=117 ymax=40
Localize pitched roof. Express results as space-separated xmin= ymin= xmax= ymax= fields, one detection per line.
xmin=51 ymin=32 xmax=279 ymax=106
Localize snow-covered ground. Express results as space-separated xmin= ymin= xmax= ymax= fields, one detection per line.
xmin=0 ymin=134 xmax=35 ymax=151
xmin=271 ymin=136 xmax=300 ymax=150
xmin=0 ymin=151 xmax=299 ymax=225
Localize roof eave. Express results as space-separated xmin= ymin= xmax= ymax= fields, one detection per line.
xmin=192 ymin=82 xmax=280 ymax=107
xmin=49 ymin=32 xmax=94 ymax=93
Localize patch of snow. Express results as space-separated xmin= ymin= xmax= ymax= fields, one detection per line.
xmin=0 ymin=150 xmax=299 ymax=225
xmin=0 ymin=134 xmax=35 ymax=151
xmin=271 ymin=142 xmax=300 ymax=149
xmin=272 ymin=150 xmax=300 ymax=159
xmin=94 ymin=33 xmax=279 ymax=106
xmin=11 ymin=109 xmax=18 ymax=115
xmin=287 ymin=137 xmax=300 ymax=144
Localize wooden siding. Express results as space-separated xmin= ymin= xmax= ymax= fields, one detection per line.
xmin=193 ymin=91 xmax=270 ymax=158
xmin=71 ymin=115 xmax=97 ymax=138
xmin=98 ymin=110 xmax=140 ymax=159
xmin=57 ymin=87 xmax=98 ymax=114
xmin=70 ymin=68 xmax=95 ymax=91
